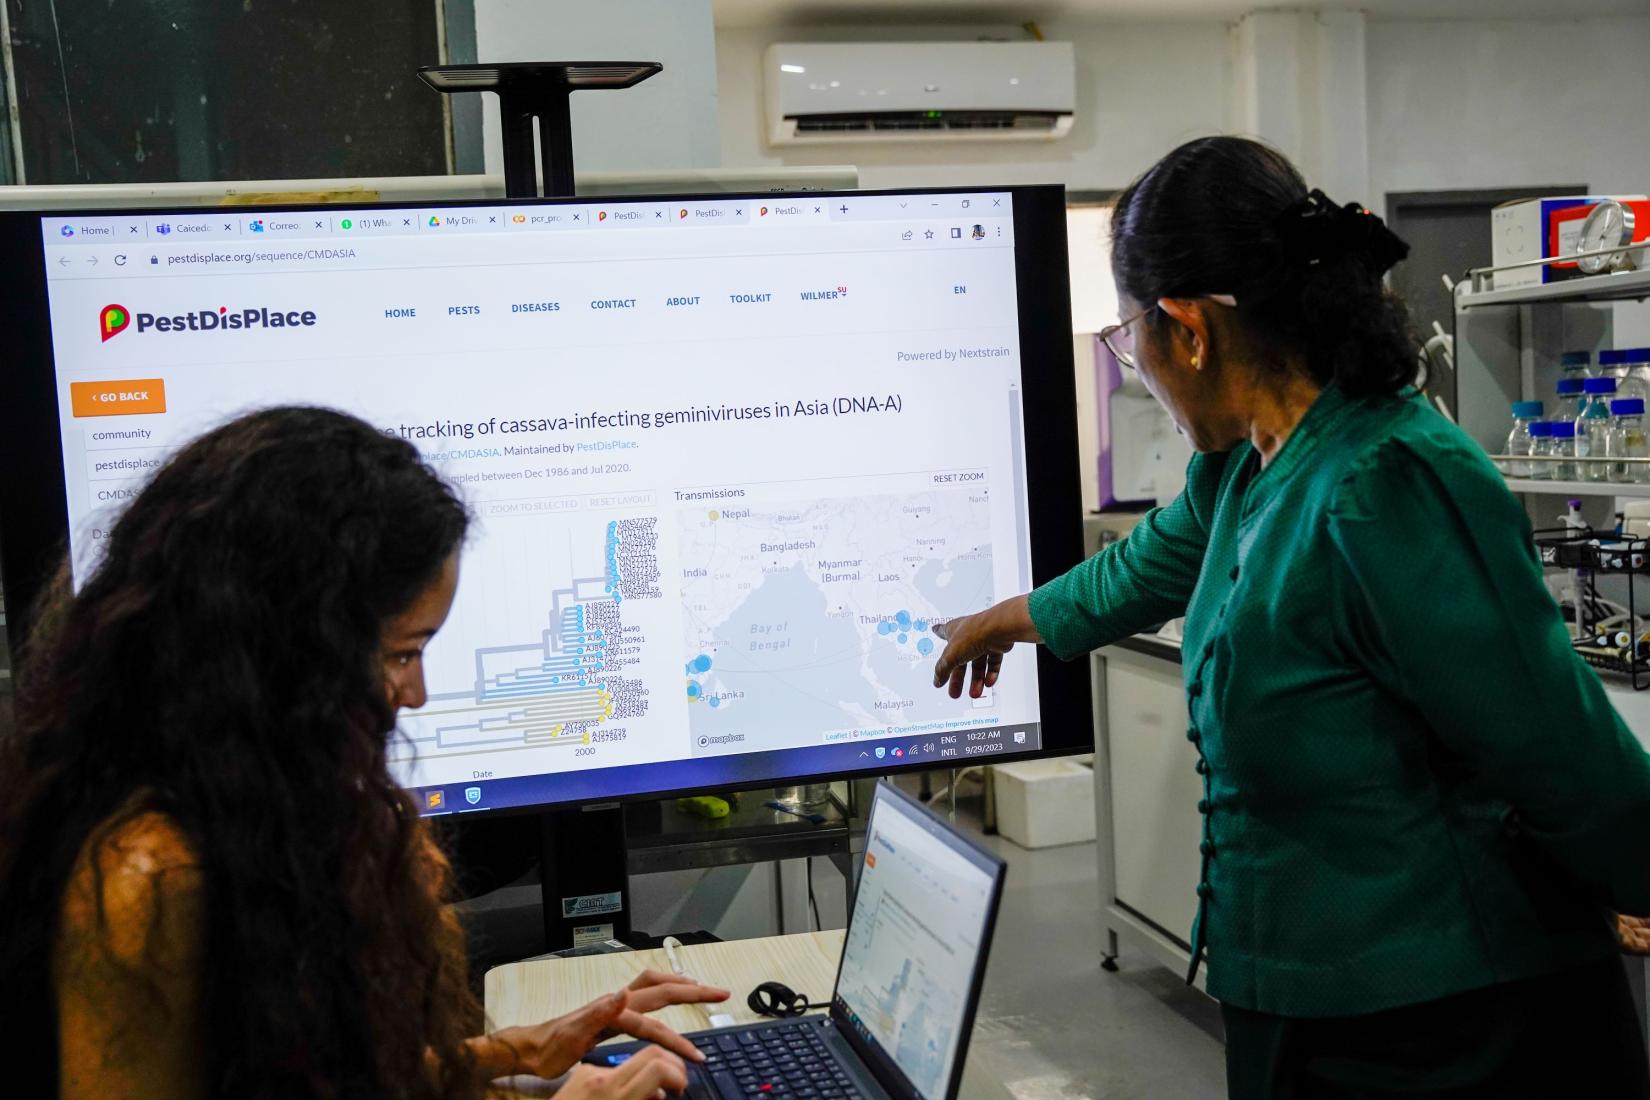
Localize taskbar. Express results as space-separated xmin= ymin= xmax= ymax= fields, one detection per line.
xmin=409 ymin=721 xmax=1041 ymax=815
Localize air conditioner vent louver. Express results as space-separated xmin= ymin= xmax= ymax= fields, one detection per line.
xmin=793 ymin=111 xmax=1062 ymax=135
xmin=766 ymin=43 xmax=1075 ymax=145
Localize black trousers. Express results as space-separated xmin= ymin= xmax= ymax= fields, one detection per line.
xmin=1221 ymin=956 xmax=1650 ymax=1099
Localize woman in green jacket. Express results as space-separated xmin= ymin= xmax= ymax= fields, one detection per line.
xmin=932 ymin=136 xmax=1650 ymax=1096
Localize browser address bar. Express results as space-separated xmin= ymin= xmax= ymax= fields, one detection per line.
xmin=161 ymin=246 xmax=362 ymax=270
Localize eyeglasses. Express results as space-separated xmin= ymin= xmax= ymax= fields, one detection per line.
xmin=1099 ymin=305 xmax=1155 ymax=370
xmin=1098 ymin=295 xmax=1236 ymax=370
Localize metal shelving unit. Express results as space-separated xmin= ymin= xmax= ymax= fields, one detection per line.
xmin=1457 ymin=265 xmax=1650 ymax=311
xmin=1488 ymin=454 xmax=1650 ymax=498
xmin=1501 ymin=477 xmax=1650 ymax=498
xmin=1452 ymin=247 xmax=1650 ymax=506
xmin=1455 ymin=246 xmax=1650 ymax=690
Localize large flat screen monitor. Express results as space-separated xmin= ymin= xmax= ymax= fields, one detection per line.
xmin=0 ymin=186 xmax=1088 ymax=815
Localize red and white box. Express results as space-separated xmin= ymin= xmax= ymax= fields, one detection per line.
xmin=1548 ymin=199 xmax=1650 ymax=279
xmin=1490 ymin=195 xmax=1645 ymax=291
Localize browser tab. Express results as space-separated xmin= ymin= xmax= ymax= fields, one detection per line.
xmin=45 ymin=217 xmax=124 ymax=245
xmin=335 ymin=211 xmax=417 ymax=236
xmin=146 ymin=214 xmax=241 ymax=241
xmin=420 ymin=209 xmax=507 ymax=233
xmin=755 ymin=199 xmax=830 ymax=226
xmin=591 ymin=202 xmax=673 ymax=229
xmin=681 ymin=201 xmax=750 ymax=227
xmin=509 ymin=206 xmax=591 ymax=231
xmin=243 ymin=213 xmax=329 ymax=238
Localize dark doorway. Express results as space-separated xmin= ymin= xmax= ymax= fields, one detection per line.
xmin=1387 ymin=186 xmax=1587 ymax=403
xmin=1387 ymin=186 xmax=1589 ymax=336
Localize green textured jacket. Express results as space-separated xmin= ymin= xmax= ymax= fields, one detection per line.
xmin=1030 ymin=385 xmax=1650 ymax=1017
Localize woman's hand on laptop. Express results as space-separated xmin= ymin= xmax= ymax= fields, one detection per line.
xmin=555 ymin=1047 xmax=689 ymax=1100
xmin=615 ymin=968 xmax=731 ymax=1019
xmin=490 ymin=973 xmax=730 ymax=1079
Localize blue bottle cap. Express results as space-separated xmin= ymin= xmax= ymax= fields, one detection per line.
xmin=1511 ymin=400 xmax=1544 ymax=418
xmin=1557 ymin=378 xmax=1585 ymax=395
xmin=1600 ymin=349 xmax=1628 ymax=367
xmin=1613 ymin=399 xmax=1646 ymax=416
xmin=1550 ymin=421 xmax=1576 ymax=438
xmin=1584 ymin=377 xmax=1618 ymax=394
xmin=1529 ymin=421 xmax=1553 ymax=437
xmin=1561 ymin=350 xmax=1592 ymax=367
xmin=1623 ymin=347 xmax=1650 ymax=364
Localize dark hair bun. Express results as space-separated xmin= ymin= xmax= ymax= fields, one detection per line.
xmin=1111 ymin=137 xmax=1418 ymax=398
xmin=1276 ymin=188 xmax=1410 ymax=275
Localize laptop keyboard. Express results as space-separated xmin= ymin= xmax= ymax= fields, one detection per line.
xmin=693 ymin=1022 xmax=865 ymax=1100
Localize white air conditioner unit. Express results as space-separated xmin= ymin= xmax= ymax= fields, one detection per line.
xmin=764 ymin=42 xmax=1075 ymax=145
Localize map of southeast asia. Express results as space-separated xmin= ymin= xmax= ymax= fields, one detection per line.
xmin=678 ymin=486 xmax=994 ymax=749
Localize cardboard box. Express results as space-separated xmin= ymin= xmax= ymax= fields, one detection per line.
xmin=1491 ymin=196 xmax=1598 ymax=291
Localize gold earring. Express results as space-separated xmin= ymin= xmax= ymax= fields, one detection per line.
xmin=1191 ymin=354 xmax=1201 ymax=368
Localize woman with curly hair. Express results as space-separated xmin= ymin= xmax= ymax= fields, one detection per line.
xmin=0 ymin=406 xmax=725 ymax=1098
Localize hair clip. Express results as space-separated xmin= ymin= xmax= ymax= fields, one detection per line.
xmin=1277 ymin=189 xmax=1410 ymax=275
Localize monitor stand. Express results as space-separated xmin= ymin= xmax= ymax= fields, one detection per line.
xmin=417 ymin=62 xmax=662 ymax=198
xmin=418 ymin=60 xmax=661 ymax=952
xmin=539 ymin=803 xmax=631 ymax=949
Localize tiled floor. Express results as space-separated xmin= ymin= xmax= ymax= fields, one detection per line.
xmin=959 ymin=820 xmax=1227 ymax=1099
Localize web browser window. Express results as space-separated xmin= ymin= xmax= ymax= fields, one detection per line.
xmin=835 ymin=793 xmax=997 ymax=1100
xmin=39 ymin=192 xmax=1041 ymax=809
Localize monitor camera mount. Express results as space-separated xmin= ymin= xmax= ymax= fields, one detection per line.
xmin=418 ymin=62 xmax=663 ymax=199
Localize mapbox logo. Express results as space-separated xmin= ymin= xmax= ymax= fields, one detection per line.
xmin=98 ymin=303 xmax=319 ymax=341
xmin=99 ymin=304 xmax=130 ymax=342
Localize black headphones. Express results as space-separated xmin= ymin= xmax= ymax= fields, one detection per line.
xmin=748 ymin=981 xmax=825 ymax=1018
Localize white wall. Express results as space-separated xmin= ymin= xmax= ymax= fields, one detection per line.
xmin=457 ymin=7 xmax=1650 ymax=209
xmin=1367 ymin=15 xmax=1650 ymax=201
xmin=1230 ymin=10 xmax=1370 ymax=204
xmin=718 ymin=13 xmax=1650 ymax=207
xmin=473 ymin=0 xmax=721 ymax=177
xmin=715 ymin=21 xmax=1234 ymax=192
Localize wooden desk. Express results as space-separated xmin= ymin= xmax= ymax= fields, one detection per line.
xmin=485 ymin=931 xmax=1011 ymax=1100
xmin=488 ymin=931 xmax=845 ymax=1037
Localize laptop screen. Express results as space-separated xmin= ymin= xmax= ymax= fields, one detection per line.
xmin=833 ymin=785 xmax=1003 ymax=1100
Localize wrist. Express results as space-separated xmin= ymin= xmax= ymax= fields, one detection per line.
xmin=994 ymin=594 xmax=1041 ymax=645
xmin=467 ymin=1029 xmax=528 ymax=1081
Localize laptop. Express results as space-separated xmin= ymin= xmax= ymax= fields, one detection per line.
xmin=586 ymin=780 xmax=1008 ymax=1100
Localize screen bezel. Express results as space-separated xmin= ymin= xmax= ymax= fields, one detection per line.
xmin=829 ymin=780 xmax=1007 ymax=1100
xmin=0 ymin=184 xmax=1092 ymax=810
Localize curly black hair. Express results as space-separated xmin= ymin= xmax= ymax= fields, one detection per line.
xmin=0 ymin=406 xmax=481 ymax=1098
xmin=1111 ymin=135 xmax=1419 ymax=398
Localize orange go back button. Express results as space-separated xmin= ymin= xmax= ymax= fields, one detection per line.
xmin=70 ymin=378 xmax=166 ymax=417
